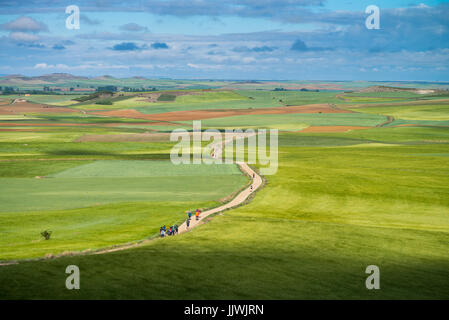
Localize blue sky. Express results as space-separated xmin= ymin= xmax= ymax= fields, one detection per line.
xmin=0 ymin=0 xmax=448 ymax=80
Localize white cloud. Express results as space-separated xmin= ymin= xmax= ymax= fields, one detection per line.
xmin=187 ymin=63 xmax=223 ymax=70
xmin=9 ymin=31 xmax=40 ymax=42
xmin=33 ymin=63 xmax=48 ymax=69
xmin=33 ymin=63 xmax=130 ymax=70
xmin=416 ymin=3 xmax=430 ymax=9
xmin=0 ymin=16 xmax=48 ymax=32
xmin=33 ymin=63 xmax=69 ymax=69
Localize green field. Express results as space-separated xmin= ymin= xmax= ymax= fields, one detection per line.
xmin=349 ymin=104 xmax=449 ymax=121
xmin=0 ymin=160 xmax=247 ymax=260
xmin=1 ymin=132 xmax=448 ymax=299
xmin=195 ymin=112 xmax=387 ymax=129
xmin=136 ymin=91 xmax=283 ymax=114
xmin=1 ymin=94 xmax=84 ymax=106
xmin=0 ymin=85 xmax=448 ymax=299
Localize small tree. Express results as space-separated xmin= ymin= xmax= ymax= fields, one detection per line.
xmin=41 ymin=230 xmax=52 ymax=240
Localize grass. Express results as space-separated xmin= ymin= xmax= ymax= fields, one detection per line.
xmin=0 ymin=88 xmax=448 ymax=299
xmin=157 ymin=94 xmax=176 ymax=102
xmin=0 ymin=201 xmax=215 ymax=261
xmin=193 ymin=112 xmax=386 ymax=129
xmin=0 ymin=160 xmax=246 ymax=213
xmin=348 ymin=104 xmax=449 ymax=121
xmin=0 ymin=115 xmax=41 ymax=120
xmin=0 ymin=94 xmax=84 ymax=105
xmin=295 ymin=126 xmax=449 ymax=144
xmin=1 ymin=132 xmax=448 ymax=298
xmin=136 ymin=91 xmax=280 ymax=114
xmin=49 ymin=160 xmax=242 ymax=178
xmin=0 ymin=160 xmax=247 ymax=260
xmin=0 ymin=139 xmax=175 ymax=159
xmin=74 ymin=97 xmax=148 ymax=110
xmin=0 ymin=159 xmax=91 ymax=178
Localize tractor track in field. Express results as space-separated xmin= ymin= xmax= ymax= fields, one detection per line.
xmin=0 ymin=133 xmax=264 ymax=265
xmin=376 ymin=115 xmax=395 ymax=127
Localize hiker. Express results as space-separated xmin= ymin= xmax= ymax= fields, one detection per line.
xmin=186 ymin=218 xmax=190 ymax=228
xmin=252 ymin=173 xmax=255 ymax=179
xmin=188 ymin=211 xmax=192 ymax=220
xmin=195 ymin=210 xmax=200 ymax=221
xmin=250 ymin=185 xmax=253 ymax=191
xmin=174 ymin=225 xmax=178 ymax=234
xmin=160 ymin=228 xmax=165 ymax=238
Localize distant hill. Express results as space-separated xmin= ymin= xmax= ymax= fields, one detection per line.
xmin=0 ymin=73 xmax=88 ymax=84
xmin=94 ymin=75 xmax=116 ymax=80
xmin=358 ymin=85 xmax=436 ymax=94
xmin=36 ymin=73 xmax=89 ymax=82
xmin=231 ymin=80 xmax=263 ymax=84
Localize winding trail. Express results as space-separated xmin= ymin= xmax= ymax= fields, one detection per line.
xmin=177 ymin=161 xmax=262 ymax=234
xmin=96 ymin=132 xmax=262 ymax=254
xmin=0 ymin=132 xmax=263 ymax=265
xmin=376 ymin=115 xmax=395 ymax=127
xmin=93 ymin=162 xmax=261 ymax=255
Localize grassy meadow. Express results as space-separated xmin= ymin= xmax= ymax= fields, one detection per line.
xmin=0 ymin=85 xmax=448 ymax=299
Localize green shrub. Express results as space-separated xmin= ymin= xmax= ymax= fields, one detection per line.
xmin=157 ymin=94 xmax=176 ymax=102
xmin=95 ymin=99 xmax=113 ymax=105
xmin=41 ymin=230 xmax=52 ymax=240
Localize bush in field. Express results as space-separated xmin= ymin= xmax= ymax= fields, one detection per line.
xmin=73 ymin=92 xmax=101 ymax=102
xmin=41 ymin=230 xmax=52 ymax=240
xmin=157 ymin=94 xmax=176 ymax=102
xmin=95 ymin=99 xmax=113 ymax=105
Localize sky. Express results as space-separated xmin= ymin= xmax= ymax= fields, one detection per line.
xmin=0 ymin=0 xmax=448 ymax=81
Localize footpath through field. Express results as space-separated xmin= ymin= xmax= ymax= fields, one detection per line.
xmin=178 ymin=131 xmax=262 ymax=233
xmin=0 ymin=132 xmax=263 ymax=264
xmin=177 ymin=161 xmax=261 ymax=234
xmin=92 ymin=132 xmax=262 ymax=255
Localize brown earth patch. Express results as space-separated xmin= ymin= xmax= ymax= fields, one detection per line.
xmin=0 ymin=128 xmax=46 ymax=132
xmin=0 ymin=101 xmax=80 ymax=115
xmin=75 ymin=132 xmax=172 ymax=142
xmin=134 ymin=91 xmax=201 ymax=103
xmin=93 ymin=104 xmax=352 ymax=122
xmin=300 ymin=126 xmax=371 ymax=133
xmin=0 ymin=122 xmax=178 ymax=127
xmin=101 ymin=122 xmax=179 ymax=127
xmin=0 ymin=123 xmax=102 ymax=127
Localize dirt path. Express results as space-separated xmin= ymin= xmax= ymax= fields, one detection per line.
xmin=376 ymin=115 xmax=395 ymax=127
xmin=94 ymin=132 xmax=262 ymax=255
xmin=0 ymin=133 xmax=263 ymax=263
xmin=177 ymin=161 xmax=261 ymax=234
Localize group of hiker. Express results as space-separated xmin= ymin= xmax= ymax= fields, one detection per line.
xmin=186 ymin=208 xmax=201 ymax=228
xmin=158 ymin=171 xmax=257 ymax=238
xmin=159 ymin=224 xmax=178 ymax=238
xmin=159 ymin=208 xmax=202 ymax=237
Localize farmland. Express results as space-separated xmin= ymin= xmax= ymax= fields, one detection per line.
xmin=0 ymin=81 xmax=448 ymax=299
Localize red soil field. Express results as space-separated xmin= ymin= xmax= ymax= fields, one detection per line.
xmin=0 ymin=101 xmax=79 ymax=115
xmin=93 ymin=104 xmax=352 ymax=122
xmin=0 ymin=128 xmax=45 ymax=132
xmin=75 ymin=132 xmax=172 ymax=142
xmin=0 ymin=121 xmax=179 ymax=127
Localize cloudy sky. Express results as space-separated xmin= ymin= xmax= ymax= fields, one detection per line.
xmin=0 ymin=0 xmax=448 ymax=80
